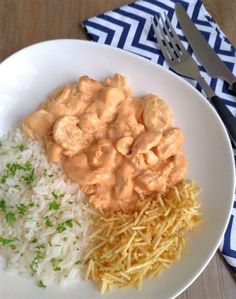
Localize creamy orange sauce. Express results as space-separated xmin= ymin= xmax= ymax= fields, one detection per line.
xmin=22 ymin=74 xmax=188 ymax=211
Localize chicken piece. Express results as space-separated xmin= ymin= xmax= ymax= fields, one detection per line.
xmin=80 ymin=184 xmax=97 ymax=196
xmin=86 ymin=139 xmax=117 ymax=169
xmin=44 ymin=136 xmax=63 ymax=163
xmin=98 ymin=87 xmax=126 ymax=122
xmin=117 ymin=193 xmax=139 ymax=212
xmin=38 ymin=84 xmax=71 ymax=110
xmin=64 ymin=153 xmax=89 ymax=170
xmin=63 ymin=152 xmax=115 ymax=186
xmin=93 ymin=124 xmax=108 ymax=140
xmin=79 ymin=112 xmax=100 ymax=133
xmin=143 ymin=94 xmax=172 ymax=132
xmin=132 ymin=131 xmax=162 ymax=155
xmin=83 ymin=96 xmax=104 ymax=116
xmin=135 ymin=162 xmax=173 ymax=193
xmin=89 ymin=189 xmax=116 ymax=211
xmin=79 ymin=87 xmax=125 ymax=132
xmin=144 ymin=150 xmax=159 ymax=166
xmin=135 ymin=170 xmax=162 ymax=192
xmin=108 ymin=121 xmax=144 ymax=141
xmin=77 ymin=75 xmax=102 ymax=99
xmin=156 ymin=128 xmax=184 ymax=160
xmin=53 ymin=115 xmax=92 ymax=151
xmin=63 ymin=153 xmax=88 ymax=184
xmin=131 ymin=154 xmax=148 ymax=170
xmin=44 ymin=85 xmax=89 ymax=118
xmin=114 ymin=162 xmax=135 ymax=200
xmin=116 ymin=136 xmax=134 ymax=156
xmin=108 ymin=100 xmax=145 ymax=140
xmin=132 ymin=99 xmax=144 ymax=123
xmin=105 ymin=74 xmax=131 ymax=94
xmin=168 ymin=153 xmax=188 ymax=185
xmin=69 ymin=168 xmax=115 ymax=186
xmin=101 ymin=86 xmax=126 ymax=104
xmin=89 ymin=185 xmax=138 ymax=212
xmin=22 ymin=109 xmax=55 ymax=141
xmin=63 ymin=148 xmax=80 ymax=157
xmin=115 ymin=175 xmax=133 ymax=200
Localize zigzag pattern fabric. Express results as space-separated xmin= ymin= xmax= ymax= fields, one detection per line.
xmin=83 ymin=0 xmax=236 ymax=274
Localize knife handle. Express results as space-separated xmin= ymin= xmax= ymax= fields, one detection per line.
xmin=210 ymin=95 xmax=236 ymax=146
xmin=232 ymin=81 xmax=236 ymax=95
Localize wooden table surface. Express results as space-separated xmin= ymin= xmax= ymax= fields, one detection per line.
xmin=0 ymin=1 xmax=235 ymax=298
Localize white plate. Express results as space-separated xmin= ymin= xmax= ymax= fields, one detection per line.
xmin=0 ymin=40 xmax=235 ymax=299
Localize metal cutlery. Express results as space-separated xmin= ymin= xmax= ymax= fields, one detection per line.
xmin=175 ymin=3 xmax=236 ymax=93
xmin=152 ymin=14 xmax=236 ymax=146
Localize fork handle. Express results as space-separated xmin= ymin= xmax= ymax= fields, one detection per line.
xmin=210 ymin=95 xmax=236 ymax=146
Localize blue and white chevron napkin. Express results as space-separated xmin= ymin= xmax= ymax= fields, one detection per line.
xmin=83 ymin=0 xmax=236 ymax=274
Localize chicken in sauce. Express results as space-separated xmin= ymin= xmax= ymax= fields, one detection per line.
xmin=22 ymin=74 xmax=188 ymax=211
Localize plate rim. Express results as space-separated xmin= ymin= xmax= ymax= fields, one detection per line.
xmin=0 ymin=38 xmax=235 ymax=298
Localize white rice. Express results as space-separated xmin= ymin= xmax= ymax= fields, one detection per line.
xmin=0 ymin=125 xmax=90 ymax=287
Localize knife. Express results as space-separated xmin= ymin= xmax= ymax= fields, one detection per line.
xmin=175 ymin=3 xmax=236 ymax=93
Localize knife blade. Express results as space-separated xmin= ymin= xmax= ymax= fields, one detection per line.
xmin=175 ymin=3 xmax=236 ymax=93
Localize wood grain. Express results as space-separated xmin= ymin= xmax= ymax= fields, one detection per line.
xmin=0 ymin=1 xmax=236 ymax=298
xmin=204 ymin=0 xmax=236 ymax=47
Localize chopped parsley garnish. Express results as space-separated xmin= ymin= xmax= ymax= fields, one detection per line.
xmin=56 ymin=219 xmax=73 ymax=233
xmin=51 ymin=191 xmax=64 ymax=199
xmin=74 ymin=220 xmax=81 ymax=227
xmin=6 ymin=162 xmax=23 ymax=176
xmin=51 ymin=258 xmax=62 ymax=271
xmin=10 ymin=244 xmax=16 ymax=250
xmin=22 ymin=161 xmax=32 ymax=171
xmin=44 ymin=216 xmax=53 ymax=227
xmin=30 ymin=242 xmax=45 ymax=273
xmin=37 ymin=280 xmax=46 ymax=289
xmin=56 ymin=223 xmax=67 ymax=233
xmin=75 ymin=260 xmax=81 ymax=265
xmin=35 ymin=244 xmax=45 ymax=252
xmin=21 ymin=168 xmax=35 ymax=185
xmin=82 ymin=199 xmax=89 ymax=206
xmin=5 ymin=212 xmax=16 ymax=224
xmin=0 ymin=199 xmax=6 ymax=212
xmin=0 ymin=236 xmax=15 ymax=246
xmin=43 ymin=169 xmax=53 ymax=178
xmin=48 ymin=191 xmax=64 ymax=210
xmin=11 ymin=144 xmax=25 ymax=152
xmin=65 ymin=219 xmax=73 ymax=228
xmin=52 ymin=191 xmax=58 ymax=199
xmin=29 ymin=253 xmax=44 ymax=273
xmin=31 ymin=238 xmax=37 ymax=243
xmin=1 ymin=175 xmax=8 ymax=184
xmin=17 ymin=203 xmax=28 ymax=215
xmin=49 ymin=200 xmax=60 ymax=210
xmin=1 ymin=161 xmax=34 ymax=185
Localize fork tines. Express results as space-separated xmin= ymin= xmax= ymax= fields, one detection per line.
xmin=152 ymin=13 xmax=187 ymax=63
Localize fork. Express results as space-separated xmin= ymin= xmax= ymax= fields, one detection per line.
xmin=152 ymin=14 xmax=236 ymax=146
